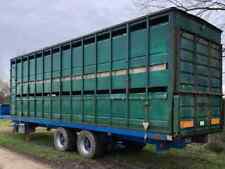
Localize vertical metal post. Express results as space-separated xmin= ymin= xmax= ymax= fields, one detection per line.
xmin=94 ymin=35 xmax=97 ymax=124
xmin=34 ymin=54 xmax=37 ymax=118
xmin=70 ymin=42 xmax=73 ymax=122
xmin=193 ymin=35 xmax=197 ymax=127
xmin=50 ymin=48 xmax=53 ymax=120
xmin=207 ymin=42 xmax=211 ymax=116
xmin=27 ymin=56 xmax=30 ymax=117
xmin=15 ymin=60 xmax=17 ymax=116
xmin=220 ymin=44 xmax=223 ymax=123
xmin=220 ymin=44 xmax=223 ymax=94
xmin=208 ymin=42 xmax=211 ymax=93
xmin=126 ymin=24 xmax=130 ymax=127
xmin=109 ymin=31 xmax=113 ymax=126
xmin=81 ymin=39 xmax=84 ymax=122
xmin=168 ymin=12 xmax=177 ymax=133
xmin=42 ymin=50 xmax=44 ymax=119
xmin=59 ymin=47 xmax=62 ymax=120
xmin=145 ymin=17 xmax=150 ymax=123
xmin=10 ymin=60 xmax=12 ymax=115
xmin=21 ymin=57 xmax=23 ymax=117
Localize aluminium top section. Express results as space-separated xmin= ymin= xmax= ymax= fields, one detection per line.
xmin=11 ymin=7 xmax=222 ymax=61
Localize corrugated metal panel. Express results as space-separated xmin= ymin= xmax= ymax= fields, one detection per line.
xmin=175 ymin=28 xmax=222 ymax=134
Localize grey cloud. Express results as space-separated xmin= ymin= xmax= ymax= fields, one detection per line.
xmin=0 ymin=0 xmax=137 ymax=81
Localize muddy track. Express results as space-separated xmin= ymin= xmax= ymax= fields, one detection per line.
xmin=0 ymin=148 xmax=51 ymax=169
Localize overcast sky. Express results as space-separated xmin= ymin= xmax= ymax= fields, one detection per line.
xmin=1 ymin=0 xmax=224 ymax=84
xmin=0 ymin=0 xmax=140 ymax=81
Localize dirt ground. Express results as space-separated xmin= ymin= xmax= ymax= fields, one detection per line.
xmin=0 ymin=148 xmax=51 ymax=169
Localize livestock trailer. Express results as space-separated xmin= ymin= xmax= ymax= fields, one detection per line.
xmin=3 ymin=7 xmax=224 ymax=158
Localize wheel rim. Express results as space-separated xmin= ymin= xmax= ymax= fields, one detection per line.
xmin=57 ymin=133 xmax=65 ymax=149
xmin=80 ymin=136 xmax=92 ymax=155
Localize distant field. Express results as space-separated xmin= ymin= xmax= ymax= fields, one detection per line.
xmin=0 ymin=119 xmax=225 ymax=169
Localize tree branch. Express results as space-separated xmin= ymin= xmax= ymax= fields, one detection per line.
xmin=184 ymin=6 xmax=225 ymax=11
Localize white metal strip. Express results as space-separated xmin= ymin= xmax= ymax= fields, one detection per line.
xmin=149 ymin=64 xmax=167 ymax=72
xmin=112 ymin=70 xmax=127 ymax=76
xmin=97 ymin=72 xmax=110 ymax=78
xmin=83 ymin=74 xmax=96 ymax=79
xmin=16 ymin=64 xmax=167 ymax=85
xmin=129 ymin=67 xmax=146 ymax=74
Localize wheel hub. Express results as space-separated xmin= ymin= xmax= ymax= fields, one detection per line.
xmin=57 ymin=133 xmax=66 ymax=149
xmin=81 ymin=137 xmax=92 ymax=154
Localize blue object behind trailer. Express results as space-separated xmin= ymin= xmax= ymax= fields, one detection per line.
xmin=0 ymin=104 xmax=10 ymax=116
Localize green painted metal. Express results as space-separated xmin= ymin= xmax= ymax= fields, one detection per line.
xmin=175 ymin=29 xmax=222 ymax=135
xmin=44 ymin=54 xmax=51 ymax=80
xmin=52 ymin=51 xmax=61 ymax=78
xmin=36 ymin=57 xmax=43 ymax=81
xmin=10 ymin=8 xmax=222 ymax=137
xmin=62 ymin=49 xmax=71 ymax=77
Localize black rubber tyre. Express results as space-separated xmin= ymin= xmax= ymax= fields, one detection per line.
xmin=125 ymin=141 xmax=146 ymax=152
xmin=77 ymin=131 xmax=104 ymax=159
xmin=54 ymin=127 xmax=76 ymax=151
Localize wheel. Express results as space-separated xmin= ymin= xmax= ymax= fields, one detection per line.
xmin=54 ymin=127 xmax=76 ymax=151
xmin=77 ymin=130 xmax=104 ymax=159
xmin=125 ymin=141 xmax=146 ymax=152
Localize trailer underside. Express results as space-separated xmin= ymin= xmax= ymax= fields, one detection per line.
xmin=1 ymin=115 xmax=198 ymax=152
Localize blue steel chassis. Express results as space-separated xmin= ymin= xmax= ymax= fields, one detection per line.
xmin=0 ymin=115 xmax=189 ymax=151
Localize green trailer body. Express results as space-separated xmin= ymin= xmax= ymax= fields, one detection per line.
xmin=10 ymin=7 xmax=223 ymax=140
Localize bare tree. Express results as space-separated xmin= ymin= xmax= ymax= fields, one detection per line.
xmin=133 ymin=0 xmax=225 ymax=48
xmin=0 ymin=80 xmax=10 ymax=103
xmin=133 ymin=0 xmax=225 ymax=14
xmin=133 ymin=1 xmax=225 ymax=51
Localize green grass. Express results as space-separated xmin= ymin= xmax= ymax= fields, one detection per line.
xmin=0 ymin=120 xmax=83 ymax=162
xmin=113 ymin=145 xmax=225 ymax=169
xmin=0 ymin=120 xmax=11 ymax=127
xmin=0 ymin=119 xmax=225 ymax=169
